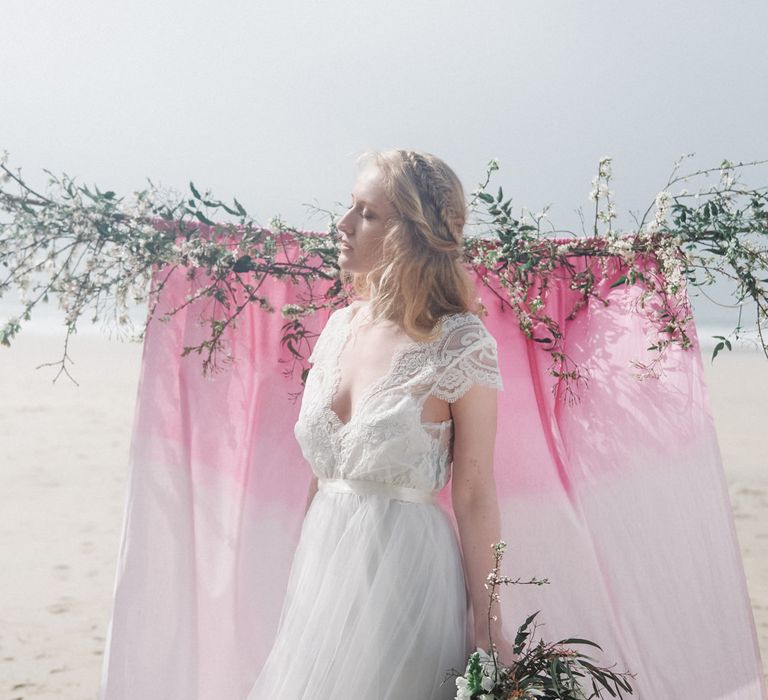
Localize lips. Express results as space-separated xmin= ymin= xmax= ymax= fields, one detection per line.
xmin=340 ymin=242 xmax=353 ymax=250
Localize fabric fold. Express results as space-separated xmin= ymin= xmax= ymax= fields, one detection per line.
xmin=98 ymin=238 xmax=766 ymax=699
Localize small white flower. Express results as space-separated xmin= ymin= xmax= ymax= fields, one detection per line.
xmin=598 ymin=158 xmax=612 ymax=178
xmin=454 ymin=676 xmax=472 ymax=700
xmin=589 ymin=182 xmax=609 ymax=201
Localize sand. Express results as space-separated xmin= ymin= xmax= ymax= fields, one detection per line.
xmin=0 ymin=331 xmax=766 ymax=698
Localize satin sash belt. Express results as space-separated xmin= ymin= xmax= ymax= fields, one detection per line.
xmin=317 ymin=477 xmax=438 ymax=505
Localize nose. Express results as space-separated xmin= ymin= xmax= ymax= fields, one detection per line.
xmin=337 ymin=208 xmax=354 ymax=235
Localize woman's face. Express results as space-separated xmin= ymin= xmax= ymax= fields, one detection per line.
xmin=336 ymin=165 xmax=398 ymax=275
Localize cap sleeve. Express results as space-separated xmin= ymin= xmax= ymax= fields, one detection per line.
xmin=431 ymin=313 xmax=504 ymax=403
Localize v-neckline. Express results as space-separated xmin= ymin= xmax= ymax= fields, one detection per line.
xmin=326 ymin=304 xmax=443 ymax=431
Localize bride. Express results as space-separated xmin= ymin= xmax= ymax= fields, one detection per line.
xmin=247 ymin=149 xmax=514 ymax=699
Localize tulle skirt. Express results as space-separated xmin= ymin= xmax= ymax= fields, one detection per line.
xmin=246 ymin=484 xmax=469 ymax=700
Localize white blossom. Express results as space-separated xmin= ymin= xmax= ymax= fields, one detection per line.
xmin=646 ymin=190 xmax=672 ymax=233
xmin=454 ymin=676 xmax=472 ymax=700
xmin=589 ymin=181 xmax=610 ymax=202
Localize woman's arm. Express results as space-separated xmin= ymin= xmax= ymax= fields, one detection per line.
xmin=450 ymin=382 xmax=510 ymax=655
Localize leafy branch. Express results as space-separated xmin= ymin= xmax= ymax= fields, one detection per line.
xmin=445 ymin=541 xmax=636 ymax=699
xmin=1 ymin=150 xmax=766 ymax=403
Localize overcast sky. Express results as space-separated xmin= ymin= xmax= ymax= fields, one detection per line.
xmin=2 ymin=0 xmax=767 ymax=331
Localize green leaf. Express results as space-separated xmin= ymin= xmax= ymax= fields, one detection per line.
xmin=81 ymin=185 xmax=99 ymax=201
xmin=711 ymin=341 xmax=724 ymax=362
xmin=609 ymin=275 xmax=627 ymax=288
xmin=190 ymin=181 xmax=202 ymax=200
xmin=219 ymin=202 xmax=240 ymax=216
xmin=556 ymin=638 xmax=603 ymax=650
xmin=232 ymin=255 xmax=253 ymax=272
xmin=234 ymin=198 xmax=247 ymax=216
xmin=579 ymin=662 xmax=617 ymax=696
xmin=194 ymin=210 xmax=215 ymax=226
xmin=514 ymin=611 xmax=540 ymax=653
xmin=712 ymin=335 xmax=732 ymax=351
xmin=477 ymin=191 xmax=495 ymax=204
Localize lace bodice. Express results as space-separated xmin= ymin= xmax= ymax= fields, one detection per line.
xmin=293 ymin=304 xmax=504 ymax=492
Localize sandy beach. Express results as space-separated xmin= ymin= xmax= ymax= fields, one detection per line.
xmin=0 ymin=331 xmax=766 ymax=698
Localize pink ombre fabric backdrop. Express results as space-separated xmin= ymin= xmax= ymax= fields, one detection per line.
xmin=98 ymin=236 xmax=766 ymax=699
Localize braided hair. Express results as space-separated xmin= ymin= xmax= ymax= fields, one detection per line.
xmin=400 ymin=150 xmax=466 ymax=259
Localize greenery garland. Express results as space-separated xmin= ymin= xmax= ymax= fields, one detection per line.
xmin=1 ymin=151 xmax=766 ymax=403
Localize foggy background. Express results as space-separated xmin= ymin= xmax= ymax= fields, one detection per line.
xmin=2 ymin=0 xmax=767 ymax=340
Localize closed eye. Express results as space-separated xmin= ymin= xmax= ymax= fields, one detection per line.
xmin=347 ymin=201 xmax=374 ymax=219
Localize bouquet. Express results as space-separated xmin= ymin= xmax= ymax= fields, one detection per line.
xmin=447 ymin=542 xmax=636 ymax=699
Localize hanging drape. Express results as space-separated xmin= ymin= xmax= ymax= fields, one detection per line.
xmin=98 ymin=233 xmax=766 ymax=699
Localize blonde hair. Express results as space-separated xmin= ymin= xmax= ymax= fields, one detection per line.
xmin=344 ymin=149 xmax=478 ymax=341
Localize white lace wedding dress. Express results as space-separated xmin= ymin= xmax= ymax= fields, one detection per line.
xmin=246 ymin=304 xmax=504 ymax=700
